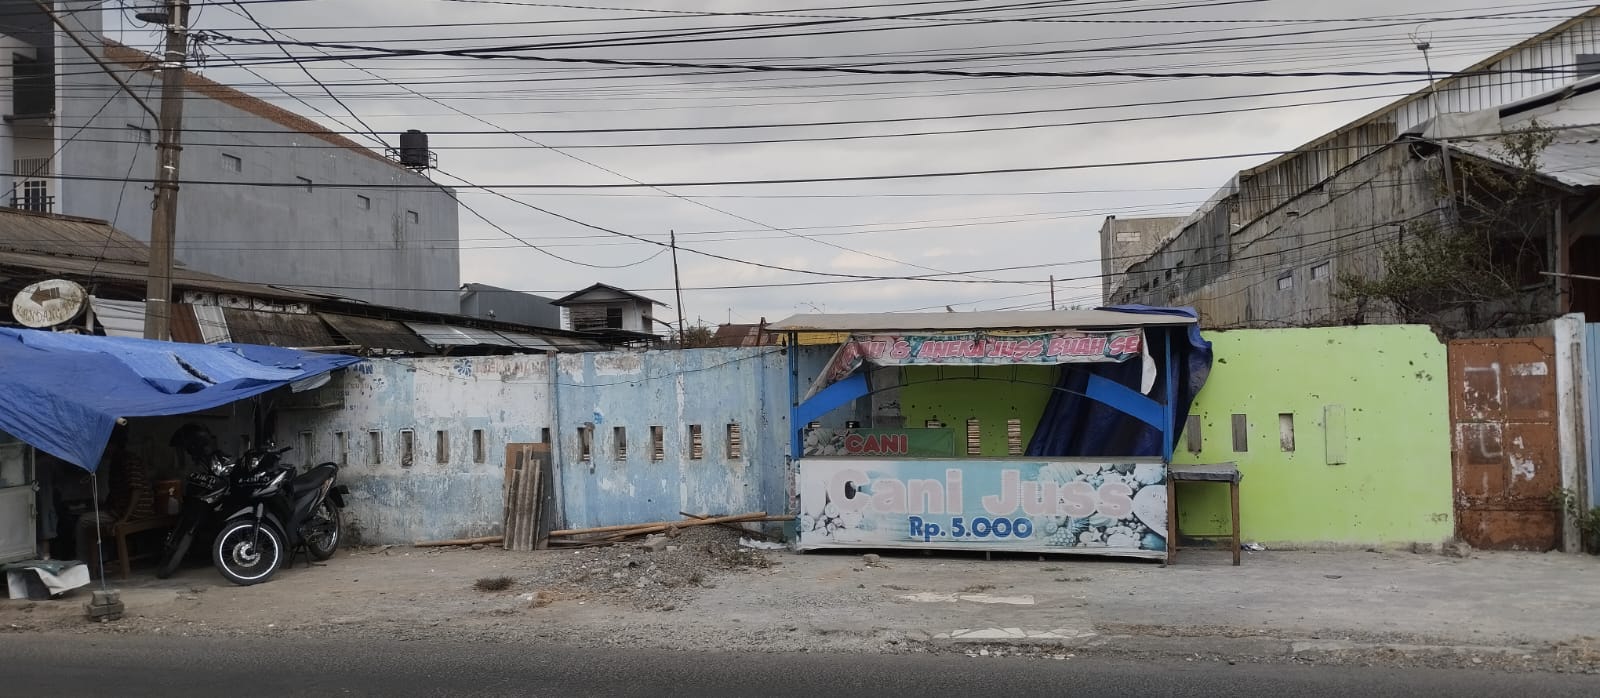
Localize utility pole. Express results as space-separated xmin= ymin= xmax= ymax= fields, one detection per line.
xmin=669 ymin=229 xmax=685 ymax=345
xmin=143 ymin=0 xmax=191 ymax=340
xmin=1049 ymin=275 xmax=1056 ymax=311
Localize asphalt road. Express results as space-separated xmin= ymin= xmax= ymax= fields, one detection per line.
xmin=5 ymin=634 xmax=1598 ymax=697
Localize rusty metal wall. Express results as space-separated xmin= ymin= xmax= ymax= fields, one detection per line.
xmin=1448 ymin=338 xmax=1562 ymax=550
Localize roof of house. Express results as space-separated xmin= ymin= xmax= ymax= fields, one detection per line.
xmin=710 ymin=323 xmax=773 ymax=347
xmin=101 ymin=39 xmax=399 ymax=169
xmin=0 ymin=209 xmax=318 ymax=300
xmin=1239 ymin=8 xmax=1600 ymax=179
xmin=551 ymin=283 xmax=667 ymax=307
xmin=768 ymin=310 xmax=1197 ymax=332
xmin=1432 ymin=76 xmax=1600 ymax=189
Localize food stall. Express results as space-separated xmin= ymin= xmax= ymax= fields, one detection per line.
xmin=771 ymin=308 xmax=1211 ymax=560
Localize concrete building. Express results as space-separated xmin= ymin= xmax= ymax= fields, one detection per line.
xmin=459 ymin=283 xmax=560 ymax=329
xmin=0 ymin=2 xmax=460 ymax=313
xmin=1098 ymin=215 xmax=1186 ymax=304
xmin=1104 ymin=9 xmax=1600 ymax=329
xmin=552 ymin=283 xmax=663 ymax=335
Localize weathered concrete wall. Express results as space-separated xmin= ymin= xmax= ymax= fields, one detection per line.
xmin=1172 ymin=325 xmax=1456 ymax=547
xmin=280 ymin=355 xmax=554 ymax=544
xmin=554 ymin=348 xmax=788 ymax=529
xmin=283 ymin=348 xmax=790 ymax=543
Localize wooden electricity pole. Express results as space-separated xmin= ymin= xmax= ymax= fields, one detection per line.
xmin=670 ymin=229 xmax=686 ymax=344
xmin=143 ymin=0 xmax=191 ymax=340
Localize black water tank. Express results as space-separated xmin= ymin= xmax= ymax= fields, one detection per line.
xmin=398 ymin=129 xmax=430 ymax=168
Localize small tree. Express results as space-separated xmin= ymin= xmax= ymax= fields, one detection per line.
xmin=1338 ymin=124 xmax=1558 ymax=332
xmin=677 ymin=324 xmax=715 ymax=348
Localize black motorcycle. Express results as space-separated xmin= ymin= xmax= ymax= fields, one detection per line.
xmin=211 ymin=446 xmax=347 ymax=585
xmin=158 ymin=428 xmax=347 ymax=585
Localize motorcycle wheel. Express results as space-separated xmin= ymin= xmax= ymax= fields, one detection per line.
xmin=305 ymin=500 xmax=342 ymax=561
xmin=212 ymin=520 xmax=285 ymax=586
xmin=155 ymin=529 xmax=195 ymax=579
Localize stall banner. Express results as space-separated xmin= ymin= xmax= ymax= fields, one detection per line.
xmin=806 ymin=330 xmax=1143 ymax=400
xmin=803 ymin=428 xmax=957 ymax=458
xmin=798 ymin=458 xmax=1168 ymax=556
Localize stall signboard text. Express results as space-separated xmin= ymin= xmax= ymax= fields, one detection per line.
xmin=803 ymin=428 xmax=956 ymax=458
xmin=807 ymin=330 xmax=1143 ymax=400
xmin=798 ymin=459 xmax=1168 ymax=557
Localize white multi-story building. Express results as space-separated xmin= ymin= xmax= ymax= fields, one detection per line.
xmin=0 ymin=1 xmax=460 ymax=313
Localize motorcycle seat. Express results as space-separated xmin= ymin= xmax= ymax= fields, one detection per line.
xmin=291 ymin=464 xmax=337 ymax=496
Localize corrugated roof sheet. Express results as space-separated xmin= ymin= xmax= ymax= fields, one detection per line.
xmin=768 ymin=310 xmax=1197 ymax=332
xmin=223 ymin=309 xmax=337 ymax=349
xmin=1442 ymin=84 xmax=1600 ymax=188
xmin=320 ymin=313 xmax=434 ymax=355
xmin=0 ymin=211 xmax=149 ymax=265
xmin=88 ymin=297 xmax=145 ymax=338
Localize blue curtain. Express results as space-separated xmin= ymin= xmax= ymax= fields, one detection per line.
xmin=1025 ymin=306 xmax=1213 ymax=459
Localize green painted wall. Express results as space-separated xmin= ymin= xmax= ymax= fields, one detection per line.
xmin=898 ymin=365 xmax=1058 ymax=457
xmin=1173 ymin=325 xmax=1455 ymax=547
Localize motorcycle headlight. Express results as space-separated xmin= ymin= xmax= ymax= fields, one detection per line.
xmin=211 ymin=458 xmax=235 ymax=476
xmin=244 ymin=454 xmax=263 ymax=471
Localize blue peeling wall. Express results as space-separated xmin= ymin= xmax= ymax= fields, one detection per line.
xmin=554 ymin=348 xmax=790 ymax=530
xmin=281 ymin=355 xmax=553 ymax=545
xmin=284 ymin=348 xmax=793 ymax=543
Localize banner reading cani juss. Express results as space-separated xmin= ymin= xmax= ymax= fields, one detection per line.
xmin=797 ymin=459 xmax=1169 ymax=557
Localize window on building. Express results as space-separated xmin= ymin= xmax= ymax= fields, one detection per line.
xmin=689 ymin=425 xmax=704 ymax=460
xmin=1184 ymin=415 xmax=1202 ymax=454
xmin=356 ymin=194 xmax=372 ymax=210
xmin=222 ymin=153 xmax=242 ymax=172
xmin=925 ymin=419 xmax=944 ymax=429
xmin=368 ymin=431 xmax=382 ymax=465
xmin=299 ymin=431 xmax=315 ymax=462
xmin=436 ymin=430 xmax=449 ymax=464
xmin=1116 ymin=232 xmax=1140 ymax=243
xmin=1230 ymin=414 xmax=1249 ymax=453
xmin=1579 ymin=53 xmax=1600 ymax=78
xmin=1006 ymin=419 xmax=1023 ymax=456
xmin=400 ymin=430 xmax=415 ymax=467
xmin=726 ymin=424 xmax=743 ymax=459
xmin=127 ymin=123 xmax=152 ymax=144
xmin=472 ymin=430 xmax=486 ymax=463
xmin=613 ymin=426 xmax=627 ymax=460
xmin=1277 ymin=273 xmax=1294 ymax=291
xmin=540 ymin=427 xmax=551 ymax=444
xmin=1311 ymin=261 xmax=1332 ymax=281
xmin=578 ymin=426 xmax=593 ymax=463
xmin=650 ymin=426 xmax=665 ymax=462
xmin=605 ymin=306 xmax=624 ymax=329
xmin=296 ymin=176 xmax=313 ymax=192
xmin=407 ymin=209 xmax=420 ymax=224
xmin=965 ymin=418 xmax=981 ymax=456
xmin=334 ymin=431 xmax=348 ymax=466
xmin=1279 ymin=413 xmax=1296 ymax=452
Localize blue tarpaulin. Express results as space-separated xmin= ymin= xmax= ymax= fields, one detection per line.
xmin=0 ymin=328 xmax=363 ymax=472
xmin=1025 ymin=305 xmax=1213 ymax=459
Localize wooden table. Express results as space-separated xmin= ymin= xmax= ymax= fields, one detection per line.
xmin=1165 ymin=463 xmax=1243 ymax=566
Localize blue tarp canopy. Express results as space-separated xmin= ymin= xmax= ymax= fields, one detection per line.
xmin=0 ymin=327 xmax=363 ymax=472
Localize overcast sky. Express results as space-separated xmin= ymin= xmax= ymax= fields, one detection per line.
xmin=106 ymin=0 xmax=1591 ymax=325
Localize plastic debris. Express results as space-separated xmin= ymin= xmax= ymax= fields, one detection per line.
xmin=738 ymin=538 xmax=787 ymax=550
xmin=1242 ymin=542 xmax=1267 ymax=552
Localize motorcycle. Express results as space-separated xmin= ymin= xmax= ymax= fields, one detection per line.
xmin=158 ymin=427 xmax=347 ymax=585
xmin=211 ymin=445 xmax=347 ymax=586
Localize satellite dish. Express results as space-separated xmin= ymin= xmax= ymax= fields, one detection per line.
xmin=11 ymin=279 xmax=88 ymax=328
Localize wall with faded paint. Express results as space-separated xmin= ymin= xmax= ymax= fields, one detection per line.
xmin=283 ymin=348 xmax=790 ymax=543
xmin=898 ymin=366 xmax=1058 ymax=457
xmin=280 ymin=355 xmax=554 ymax=545
xmin=554 ymin=348 xmax=788 ymax=529
xmin=1173 ymin=325 xmax=1456 ymax=547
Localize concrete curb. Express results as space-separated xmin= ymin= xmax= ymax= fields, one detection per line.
xmin=928 ymin=628 xmax=1546 ymax=662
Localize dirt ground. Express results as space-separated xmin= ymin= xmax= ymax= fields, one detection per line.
xmin=5 ymin=534 xmax=1600 ymax=672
